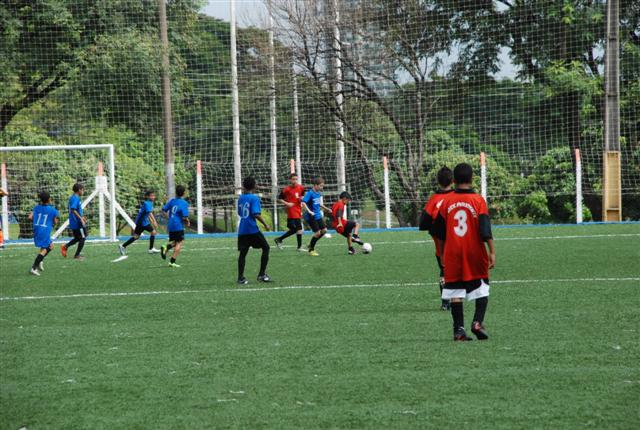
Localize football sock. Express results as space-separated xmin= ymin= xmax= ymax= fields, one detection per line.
xmin=44 ymin=248 xmax=52 ymax=257
xmin=238 ymin=248 xmax=249 ymax=278
xmin=309 ymin=236 xmax=319 ymax=250
xmin=123 ymin=237 xmax=136 ymax=248
xmin=65 ymin=238 xmax=79 ymax=248
xmin=149 ymin=236 xmax=155 ymax=249
xmin=451 ymin=301 xmax=464 ymax=331
xmin=473 ymin=297 xmax=488 ymax=324
xmin=75 ymin=239 xmax=85 ymax=257
xmin=296 ymin=234 xmax=302 ymax=248
xmin=259 ymin=246 xmax=269 ymax=276
xmin=278 ymin=230 xmax=295 ymax=242
xmin=33 ymin=254 xmax=45 ymax=270
xmin=170 ymin=257 xmax=176 ymax=264
xmin=166 ymin=243 xmax=173 ymax=251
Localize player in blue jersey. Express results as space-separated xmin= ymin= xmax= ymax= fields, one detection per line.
xmin=61 ymin=183 xmax=87 ymax=260
xmin=119 ymin=190 xmax=160 ymax=256
xmin=301 ymin=177 xmax=331 ymax=256
xmin=237 ymin=177 xmax=272 ymax=285
xmin=161 ymin=185 xmax=190 ymax=268
xmin=29 ymin=191 xmax=59 ymax=276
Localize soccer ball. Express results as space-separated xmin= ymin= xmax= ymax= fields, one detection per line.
xmin=362 ymin=243 xmax=372 ymax=254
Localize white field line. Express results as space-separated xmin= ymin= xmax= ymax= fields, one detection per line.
xmin=1 ymin=277 xmax=638 ymax=302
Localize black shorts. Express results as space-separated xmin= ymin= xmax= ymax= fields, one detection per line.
xmin=338 ymin=220 xmax=356 ymax=237
xmin=287 ymin=218 xmax=302 ymax=232
xmin=134 ymin=224 xmax=154 ymax=236
xmin=238 ymin=232 xmax=269 ymax=251
xmin=169 ymin=230 xmax=185 ymax=242
xmin=306 ymin=217 xmax=326 ymax=233
xmin=72 ymin=226 xmax=88 ymax=240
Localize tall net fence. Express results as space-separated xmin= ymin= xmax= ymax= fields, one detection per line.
xmin=1 ymin=0 xmax=638 ymax=238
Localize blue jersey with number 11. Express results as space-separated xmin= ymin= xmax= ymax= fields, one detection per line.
xmin=33 ymin=204 xmax=59 ymax=248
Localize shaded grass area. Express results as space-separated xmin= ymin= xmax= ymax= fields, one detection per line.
xmin=1 ymin=224 xmax=639 ymax=429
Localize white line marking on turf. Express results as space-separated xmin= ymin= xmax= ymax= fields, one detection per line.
xmin=1 ymin=278 xmax=638 ymax=302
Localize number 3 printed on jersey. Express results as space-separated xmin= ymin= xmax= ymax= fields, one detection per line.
xmin=453 ymin=209 xmax=468 ymax=237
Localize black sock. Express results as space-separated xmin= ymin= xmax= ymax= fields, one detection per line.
xmin=296 ymin=234 xmax=302 ymax=248
xmin=170 ymin=257 xmax=176 ymax=264
xmin=149 ymin=235 xmax=155 ymax=249
xmin=75 ymin=239 xmax=85 ymax=257
xmin=451 ymin=302 xmax=464 ymax=332
xmin=65 ymin=238 xmax=79 ymax=248
xmin=32 ymin=254 xmax=45 ymax=269
xmin=278 ymin=230 xmax=295 ymax=242
xmin=259 ymin=246 xmax=270 ymax=276
xmin=166 ymin=243 xmax=173 ymax=251
xmin=473 ymin=297 xmax=488 ymax=324
xmin=309 ymin=236 xmax=319 ymax=250
xmin=123 ymin=237 xmax=136 ymax=248
xmin=238 ymin=248 xmax=248 ymax=278
xmin=44 ymin=248 xmax=52 ymax=257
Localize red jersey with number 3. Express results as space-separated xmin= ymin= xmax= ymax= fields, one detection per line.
xmin=280 ymin=184 xmax=305 ymax=219
xmin=423 ymin=190 xmax=453 ymax=257
xmin=436 ymin=190 xmax=491 ymax=283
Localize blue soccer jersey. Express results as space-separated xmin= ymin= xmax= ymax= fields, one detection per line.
xmin=33 ymin=204 xmax=59 ymax=249
xmin=135 ymin=200 xmax=153 ymax=227
xmin=68 ymin=194 xmax=83 ymax=229
xmin=238 ymin=193 xmax=261 ymax=235
xmin=163 ymin=198 xmax=189 ymax=232
xmin=302 ymin=189 xmax=323 ymax=220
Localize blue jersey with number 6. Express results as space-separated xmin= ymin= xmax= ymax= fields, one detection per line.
xmin=237 ymin=193 xmax=261 ymax=235
xmin=33 ymin=204 xmax=59 ymax=249
xmin=163 ymin=198 xmax=189 ymax=232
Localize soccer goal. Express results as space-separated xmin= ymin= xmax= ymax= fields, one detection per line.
xmin=0 ymin=144 xmax=129 ymax=243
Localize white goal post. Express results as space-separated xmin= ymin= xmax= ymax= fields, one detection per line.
xmin=0 ymin=144 xmax=118 ymax=242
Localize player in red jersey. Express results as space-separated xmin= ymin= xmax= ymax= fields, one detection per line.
xmin=331 ymin=192 xmax=364 ymax=254
xmin=419 ymin=166 xmax=454 ymax=311
xmin=433 ymin=163 xmax=496 ymax=341
xmin=274 ymin=173 xmax=306 ymax=251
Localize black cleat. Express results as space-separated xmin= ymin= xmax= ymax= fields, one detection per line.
xmin=471 ymin=321 xmax=489 ymax=340
xmin=257 ymin=274 xmax=273 ymax=283
xmin=237 ymin=277 xmax=249 ymax=285
xmin=274 ymin=239 xmax=283 ymax=250
xmin=441 ymin=300 xmax=450 ymax=311
xmin=454 ymin=328 xmax=473 ymax=342
xmin=160 ymin=245 xmax=167 ymax=260
xmin=348 ymin=247 xmax=356 ymax=255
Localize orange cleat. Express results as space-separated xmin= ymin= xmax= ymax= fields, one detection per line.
xmin=61 ymin=244 xmax=67 ymax=258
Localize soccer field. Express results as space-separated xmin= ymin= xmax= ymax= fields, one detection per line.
xmin=1 ymin=223 xmax=639 ymax=429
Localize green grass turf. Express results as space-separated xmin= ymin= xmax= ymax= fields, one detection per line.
xmin=1 ymin=223 xmax=639 ymax=429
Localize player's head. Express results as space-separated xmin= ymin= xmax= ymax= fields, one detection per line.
xmin=437 ymin=166 xmax=453 ymax=189
xmin=453 ymin=163 xmax=473 ymax=186
xmin=312 ymin=177 xmax=325 ymax=191
xmin=39 ymin=191 xmax=51 ymax=204
xmin=73 ymin=183 xmax=84 ymax=195
xmin=144 ymin=190 xmax=156 ymax=201
xmin=175 ymin=185 xmax=186 ymax=197
xmin=339 ymin=191 xmax=352 ymax=202
xmin=243 ymin=176 xmax=256 ymax=192
xmin=288 ymin=173 xmax=298 ymax=186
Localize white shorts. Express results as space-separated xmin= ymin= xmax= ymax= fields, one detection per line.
xmin=442 ymin=279 xmax=490 ymax=302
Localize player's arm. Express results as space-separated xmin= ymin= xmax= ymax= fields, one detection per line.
xmin=479 ymin=213 xmax=495 ymax=269
xmin=278 ymin=190 xmax=293 ymax=208
xmin=320 ymin=203 xmax=331 ymax=212
xmin=0 ymin=188 xmax=8 ymax=197
xmin=255 ymin=214 xmax=270 ymax=231
xmin=28 ymin=211 xmax=34 ymax=221
xmin=71 ymin=209 xmax=85 ymax=225
xmin=301 ymin=199 xmax=314 ymax=216
xmin=418 ymin=211 xmax=433 ymax=232
xmin=149 ymin=212 xmax=159 ymax=229
xmin=432 ymin=213 xmax=446 ymax=256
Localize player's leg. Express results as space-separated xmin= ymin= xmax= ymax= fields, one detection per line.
xmin=436 ymin=256 xmax=449 ymax=311
xmin=296 ymin=227 xmax=303 ymax=250
xmin=237 ymin=235 xmax=250 ymax=284
xmin=161 ymin=234 xmax=175 ymax=260
xmin=351 ymin=222 xmax=364 ymax=245
xmin=148 ymin=228 xmax=158 ymax=252
xmin=469 ymin=280 xmax=490 ymax=340
xmin=120 ymin=230 xmax=140 ymax=255
xmin=169 ymin=239 xmax=183 ymax=267
xmin=62 ymin=232 xmax=79 ymax=257
xmin=31 ymin=247 xmax=49 ymax=275
xmin=346 ymin=234 xmax=356 ymax=255
xmin=256 ymin=233 xmax=272 ymax=282
xmin=442 ymin=286 xmax=472 ymax=341
xmin=73 ymin=227 xmax=87 ymax=259
xmin=275 ymin=220 xmax=296 ymax=249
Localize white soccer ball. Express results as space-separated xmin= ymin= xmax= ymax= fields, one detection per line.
xmin=362 ymin=243 xmax=372 ymax=254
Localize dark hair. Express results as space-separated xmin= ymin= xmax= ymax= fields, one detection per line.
xmin=144 ymin=190 xmax=154 ymax=198
xmin=313 ymin=177 xmax=325 ymax=186
xmin=289 ymin=173 xmax=298 ymax=179
xmin=72 ymin=183 xmax=84 ymax=193
xmin=176 ymin=185 xmax=186 ymax=197
xmin=437 ymin=166 xmax=453 ymax=188
xmin=39 ymin=191 xmax=51 ymax=204
xmin=453 ymin=163 xmax=473 ymax=184
xmin=243 ymin=176 xmax=256 ymax=190
xmin=339 ymin=191 xmax=352 ymax=200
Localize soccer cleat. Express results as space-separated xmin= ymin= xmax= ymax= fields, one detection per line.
xmin=237 ymin=277 xmax=249 ymax=285
xmin=61 ymin=244 xmax=67 ymax=258
xmin=119 ymin=245 xmax=127 ymax=256
xmin=160 ymin=245 xmax=167 ymax=260
xmin=74 ymin=255 xmax=85 ymax=261
xmin=168 ymin=262 xmax=181 ymax=268
xmin=454 ymin=328 xmax=473 ymax=342
xmin=348 ymin=247 xmax=356 ymax=255
xmin=274 ymin=239 xmax=283 ymax=250
xmin=148 ymin=248 xmax=161 ymax=254
xmin=38 ymin=261 xmax=44 ymax=272
xmin=296 ymin=246 xmax=308 ymax=252
xmin=308 ymin=249 xmax=320 ymax=257
xmin=352 ymin=236 xmax=364 ymax=246
xmin=257 ymin=274 xmax=273 ymax=283
xmin=471 ymin=321 xmax=489 ymax=340
xmin=441 ymin=300 xmax=450 ymax=311
xmin=30 ymin=268 xmax=41 ymax=276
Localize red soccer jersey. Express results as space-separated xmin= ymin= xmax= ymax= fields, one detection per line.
xmin=423 ymin=190 xmax=453 ymax=257
xmin=280 ymin=184 xmax=305 ymax=219
xmin=331 ymin=200 xmax=347 ymax=231
xmin=436 ymin=190 xmax=492 ymax=284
